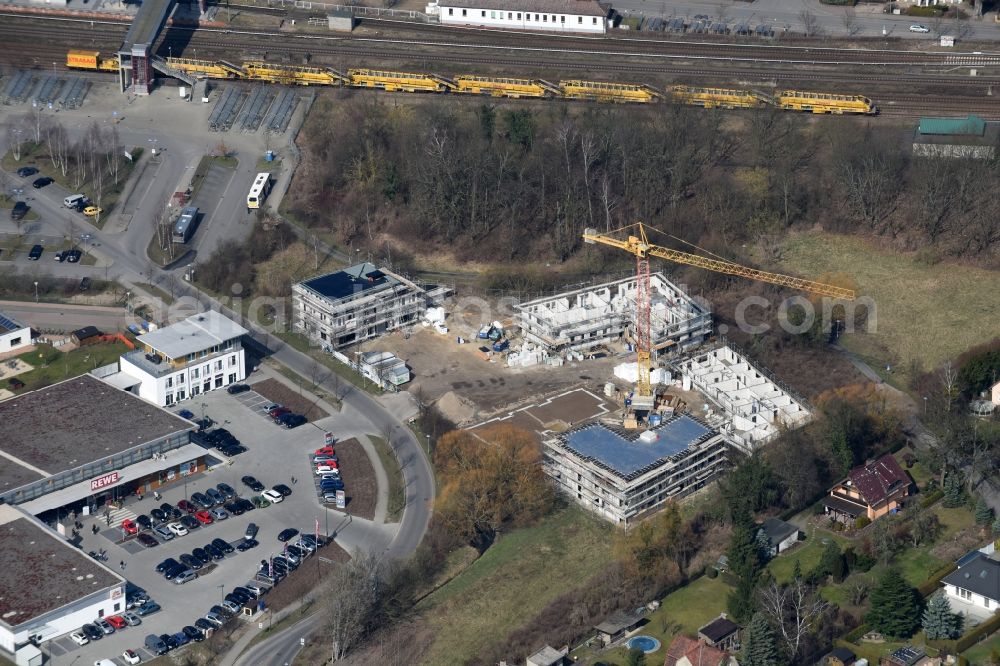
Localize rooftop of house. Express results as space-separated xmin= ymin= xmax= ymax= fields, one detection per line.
xmin=664 ymin=635 xmax=729 ymax=666
xmin=846 ymin=453 xmax=908 ymax=507
xmin=593 ymin=608 xmax=645 ymax=635
xmin=0 ymin=310 xmax=27 ymax=334
xmin=298 ymin=262 xmax=408 ymax=303
xmin=759 ymin=517 xmax=799 ymax=546
xmin=438 ymin=0 xmax=607 ymax=17
xmin=942 ymin=553 xmax=1000 ymax=602
xmin=136 ymin=310 xmax=247 ymax=360
xmin=698 ymin=615 xmax=739 ymax=643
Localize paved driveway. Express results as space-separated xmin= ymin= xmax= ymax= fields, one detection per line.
xmin=56 ymin=387 xmax=394 ymax=665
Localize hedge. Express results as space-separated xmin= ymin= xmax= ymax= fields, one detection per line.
xmin=820 ymin=0 xmax=857 ymax=5
xmin=843 ymin=623 xmax=870 ymax=643
xmin=957 ymin=611 xmax=1000 ymax=652
xmin=920 ymin=489 xmax=945 ymax=508
xmin=917 ymin=562 xmax=958 ymax=598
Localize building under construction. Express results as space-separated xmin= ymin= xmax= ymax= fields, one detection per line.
xmin=542 ymin=414 xmax=730 ymax=525
xmin=515 ymin=273 xmax=711 ymax=357
xmin=292 ymin=263 xmax=429 ymax=350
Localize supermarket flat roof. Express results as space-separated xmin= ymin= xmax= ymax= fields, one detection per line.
xmin=0 ymin=505 xmax=124 ymax=629
xmin=0 ymin=374 xmax=192 ymax=492
xmin=561 ymin=415 xmax=715 ymax=480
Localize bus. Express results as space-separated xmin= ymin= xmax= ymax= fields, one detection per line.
xmin=172 ymin=206 xmax=199 ymax=244
xmin=247 ymin=172 xmax=272 ymax=211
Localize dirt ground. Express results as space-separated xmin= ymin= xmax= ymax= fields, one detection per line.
xmin=377 ymin=328 xmax=620 ymax=421
xmin=265 ymin=538 xmax=351 ymax=613
xmin=252 ymin=378 xmax=330 ymax=421
xmin=332 ymin=438 xmax=377 ymax=521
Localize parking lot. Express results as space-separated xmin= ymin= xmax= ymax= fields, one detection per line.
xmin=54 ymin=380 xmax=396 ymax=665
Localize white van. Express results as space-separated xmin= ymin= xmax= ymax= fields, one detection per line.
xmin=64 ymin=194 xmax=86 ymax=209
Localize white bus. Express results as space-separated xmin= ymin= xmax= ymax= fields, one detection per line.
xmin=247 ymin=172 xmax=272 ymax=211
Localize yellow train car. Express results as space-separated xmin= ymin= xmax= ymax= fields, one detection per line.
xmin=67 ymin=50 xmax=117 ymax=72
xmin=244 ymin=62 xmax=346 ymax=86
xmin=777 ymin=90 xmax=877 ymax=115
xmin=559 ymin=80 xmax=662 ymax=104
xmin=166 ymin=58 xmax=241 ymax=79
xmin=453 ymin=75 xmax=559 ymax=99
xmin=669 ymin=85 xmax=769 ymax=110
xmin=348 ymin=69 xmax=454 ymax=93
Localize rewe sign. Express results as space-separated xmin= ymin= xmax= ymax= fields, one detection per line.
xmin=90 ymin=472 xmax=120 ymax=492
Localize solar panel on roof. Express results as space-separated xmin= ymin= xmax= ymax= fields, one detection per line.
xmin=0 ymin=312 xmax=23 ymax=333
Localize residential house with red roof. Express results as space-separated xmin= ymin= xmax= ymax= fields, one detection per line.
xmin=823 ymin=453 xmax=911 ymax=524
xmin=663 ymin=635 xmax=732 ymax=666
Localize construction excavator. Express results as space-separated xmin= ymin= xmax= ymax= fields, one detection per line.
xmin=583 ymin=223 xmax=856 ymax=425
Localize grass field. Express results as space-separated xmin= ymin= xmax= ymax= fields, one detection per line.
xmin=416 ymin=506 xmax=614 ymax=666
xmin=10 ymin=342 xmax=131 ymax=392
xmin=369 ymin=436 xmax=406 ymax=523
xmin=778 ymin=232 xmax=1000 ymax=384
xmin=769 ymin=532 xmax=850 ymax=584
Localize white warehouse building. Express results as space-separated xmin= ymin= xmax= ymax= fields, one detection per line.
xmin=431 ymin=0 xmax=607 ymax=34
xmin=113 ymin=311 xmax=248 ymax=407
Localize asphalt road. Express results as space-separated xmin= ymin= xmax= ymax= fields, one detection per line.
xmin=0 ymin=299 xmax=133 ymax=331
xmin=232 ymin=611 xmax=323 ymax=666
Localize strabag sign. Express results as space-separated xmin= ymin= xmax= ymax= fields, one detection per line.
xmin=90 ymin=471 xmax=121 ymax=491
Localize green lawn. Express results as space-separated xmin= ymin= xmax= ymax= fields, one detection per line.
xmin=777 ymin=231 xmax=1000 ymax=386
xmin=369 ymin=436 xmax=405 ymax=523
xmin=10 ymin=342 xmax=132 ymax=392
xmin=769 ymin=533 xmax=849 ymax=584
xmin=570 ymin=575 xmax=733 ymax=666
xmin=963 ymin=630 xmax=1000 ymax=663
xmin=417 ymin=506 xmax=615 ymax=666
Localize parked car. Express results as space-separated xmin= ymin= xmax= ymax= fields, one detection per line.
xmin=163 ymin=564 xmax=187 ymax=580
xmin=160 ymin=503 xmax=180 ymax=519
xmin=251 ymin=495 xmax=270 ymax=509
xmin=278 ymin=413 xmax=307 ymax=428
xmin=217 ymin=483 xmax=236 ymax=499
xmin=135 ymin=514 xmax=152 ymax=531
xmin=179 ymin=554 xmax=203 ymax=571
xmin=177 ymin=499 xmax=198 ymax=514
xmin=65 ymin=249 xmax=82 ymax=263
xmin=122 ymin=611 xmax=142 ymax=626
xmin=245 ymin=523 xmax=259 ymax=540
xmin=194 ymin=618 xmax=214 ymax=632
xmin=294 ymin=538 xmax=316 ymax=553
xmin=32 ymin=176 xmax=53 ymax=188
xmin=191 ymin=548 xmax=211 ymax=565
xmin=219 ymin=443 xmax=248 ymax=456
xmin=236 ymin=538 xmax=258 ymax=552
xmin=221 ymin=600 xmax=241 ymax=615
xmin=235 ymin=497 xmax=255 ymax=513
xmin=150 ymin=508 xmax=166 ymax=523
xmin=203 ymin=613 xmax=225 ymax=628
xmin=315 ymin=465 xmax=337 ymax=476
xmin=245 ymin=583 xmax=267 ymax=598
xmin=909 ymin=23 xmax=930 ymax=33
xmin=136 ymin=602 xmax=161 ymax=616
xmin=180 ymin=515 xmax=201 ymax=530
xmin=10 ymin=201 xmax=28 ymax=221
xmin=27 ymin=244 xmax=43 ymax=260
xmin=314 ymin=444 xmax=335 ymax=456
xmin=194 ymin=510 xmax=214 ymax=525
xmin=241 ymin=476 xmax=265 ymax=492
xmin=95 ymin=618 xmax=115 ymax=635
xmin=273 ymin=484 xmax=292 ymax=497
xmin=153 ymin=524 xmax=175 ymax=540
xmin=262 ymin=489 xmax=284 ymax=504
xmin=226 ymin=383 xmax=250 ymax=394
xmin=174 ymin=570 xmax=197 ymax=585
xmin=81 ymin=624 xmax=103 ymax=641
xmin=191 ymin=492 xmax=214 ymax=509
xmin=277 ymin=528 xmax=299 ymax=542
xmin=167 ymin=522 xmax=188 ymax=537
xmin=224 ymin=501 xmax=244 ymax=516
xmin=269 ymin=406 xmax=292 ymax=420
xmin=209 ymin=507 xmax=229 ymax=521
xmin=178 ymin=408 xmax=195 ymax=419
xmin=162 ymin=633 xmax=178 ymax=650
xmin=182 ymin=625 xmax=205 ymax=642
xmin=83 ymin=205 xmax=103 ymax=216
xmin=212 ymin=537 xmax=235 ymax=554
xmin=137 ymin=533 xmax=159 ymax=548
xmin=106 ymin=615 xmax=127 ymax=630
xmin=122 ymin=648 xmax=142 ymax=664
xmin=205 ymin=487 xmax=225 ymax=504
xmin=69 ymin=630 xmax=89 ymax=646
xmin=204 ymin=543 xmax=225 ymax=560
xmin=121 ymin=518 xmax=138 ymax=535
xmin=144 ymin=634 xmax=168 ymax=655
xmin=16 ymin=166 xmax=38 ymax=177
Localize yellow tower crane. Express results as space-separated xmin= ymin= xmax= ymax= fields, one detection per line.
xmin=583 ymin=223 xmax=855 ymax=402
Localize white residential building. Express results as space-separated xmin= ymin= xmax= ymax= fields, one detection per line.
xmin=0 ymin=311 xmax=31 ymax=355
xmin=432 ymin=0 xmax=607 ymax=34
xmin=116 ymin=311 xmax=248 ymax=407
xmin=941 ymin=550 xmax=1000 ymax=621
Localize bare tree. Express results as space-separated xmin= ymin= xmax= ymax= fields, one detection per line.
xmin=799 ymin=9 xmax=823 ymax=37
xmin=759 ymin=577 xmax=829 ymax=658
xmin=939 ymin=361 xmax=959 ymax=413
xmin=842 ymin=7 xmax=861 ymax=36
xmin=324 ymin=551 xmax=385 ymax=660
xmin=30 ymin=107 xmax=46 ymax=144
xmin=106 ymin=126 xmax=125 ymax=185
xmin=6 ymin=120 xmax=26 ymax=161
xmin=848 ymin=577 xmax=870 ymax=605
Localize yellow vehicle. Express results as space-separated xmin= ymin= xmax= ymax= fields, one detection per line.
xmin=67 ymin=50 xmax=117 ymax=72
xmin=84 ymin=206 xmax=103 ymax=217
xmin=559 ymin=80 xmax=662 ymax=103
xmin=777 ymin=90 xmax=877 ymax=115
xmin=669 ymin=85 xmax=769 ymax=109
xmin=453 ymin=76 xmax=559 ymax=99
xmin=348 ymin=69 xmax=455 ymax=93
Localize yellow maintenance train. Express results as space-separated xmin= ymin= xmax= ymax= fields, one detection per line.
xmin=66 ymin=49 xmax=878 ymax=115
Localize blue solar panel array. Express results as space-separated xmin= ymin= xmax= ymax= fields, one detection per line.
xmin=563 ymin=415 xmax=714 ymax=480
xmin=0 ymin=312 xmax=24 ymax=334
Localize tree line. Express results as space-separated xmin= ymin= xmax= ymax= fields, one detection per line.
xmin=287 ymin=96 xmax=1000 ymax=275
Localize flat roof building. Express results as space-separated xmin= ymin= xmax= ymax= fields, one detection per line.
xmin=543 ymin=414 xmax=730 ymax=525
xmin=913 ymin=115 xmax=999 ymax=159
xmin=115 ymin=310 xmax=248 ymax=407
xmin=432 ymin=0 xmax=607 ymax=34
xmin=0 ymin=310 xmax=31 ymax=356
xmin=293 ymin=262 xmax=429 ymax=350
xmin=0 ymin=374 xmax=215 ymax=524
xmin=0 ymin=504 xmax=125 ymax=659
xmin=516 ymin=272 xmax=711 ymax=358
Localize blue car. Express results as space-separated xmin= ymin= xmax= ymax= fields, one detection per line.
xmin=177 ymin=409 xmax=195 ymax=420
xmin=171 ymin=631 xmax=190 ymax=647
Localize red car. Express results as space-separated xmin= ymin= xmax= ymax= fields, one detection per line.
xmin=106 ymin=615 xmax=127 ymax=630
xmin=177 ymin=499 xmax=197 ymax=514
xmin=194 ymin=510 xmax=214 ymax=525
xmin=270 ymin=407 xmax=291 ymax=420
xmin=121 ymin=519 xmax=138 ymax=535
xmin=314 ymin=445 xmax=335 ymax=456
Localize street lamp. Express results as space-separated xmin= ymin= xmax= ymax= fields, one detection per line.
xmin=125 ymin=290 xmax=131 ymax=313
xmin=923 ymin=396 xmax=928 ymax=416
xmin=33 ymin=281 xmax=38 ymax=303
xmin=425 ymin=434 xmax=430 ymax=455
xmin=218 ymin=584 xmax=225 ymax=602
